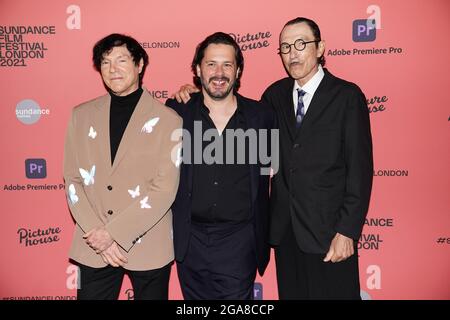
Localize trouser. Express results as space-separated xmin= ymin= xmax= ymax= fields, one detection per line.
xmin=275 ymin=224 xmax=361 ymax=300
xmin=76 ymin=261 xmax=172 ymax=300
xmin=177 ymin=221 xmax=257 ymax=300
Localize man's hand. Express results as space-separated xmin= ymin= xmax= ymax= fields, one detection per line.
xmin=171 ymin=84 xmax=199 ymax=103
xmin=83 ymin=226 xmax=114 ymax=253
xmin=100 ymin=242 xmax=128 ymax=267
xmin=323 ymin=233 xmax=355 ymax=263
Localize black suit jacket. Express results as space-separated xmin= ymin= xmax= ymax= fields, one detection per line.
xmin=262 ymin=69 xmax=373 ymax=254
xmin=166 ymin=92 xmax=275 ymax=275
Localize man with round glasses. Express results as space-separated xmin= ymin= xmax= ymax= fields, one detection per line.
xmin=278 ymin=38 xmax=321 ymax=55
xmin=262 ymin=17 xmax=373 ymax=300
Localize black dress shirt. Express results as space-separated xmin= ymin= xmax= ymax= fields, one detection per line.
xmin=191 ymin=101 xmax=251 ymax=223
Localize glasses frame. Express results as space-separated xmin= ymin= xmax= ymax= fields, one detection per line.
xmin=278 ymin=39 xmax=320 ymax=54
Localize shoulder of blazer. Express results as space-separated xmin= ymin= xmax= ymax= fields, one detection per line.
xmin=72 ymin=93 xmax=109 ymax=115
xmin=141 ymin=89 xmax=182 ymax=127
xmin=236 ymin=93 xmax=260 ymax=113
xmin=262 ymin=77 xmax=293 ymax=98
xmin=237 ymin=93 xmax=274 ymax=125
xmin=322 ymin=68 xmax=364 ymax=96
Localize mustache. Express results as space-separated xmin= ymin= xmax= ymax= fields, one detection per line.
xmin=209 ymin=76 xmax=230 ymax=83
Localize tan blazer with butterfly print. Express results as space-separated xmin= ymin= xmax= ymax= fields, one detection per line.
xmin=64 ymin=89 xmax=182 ymax=271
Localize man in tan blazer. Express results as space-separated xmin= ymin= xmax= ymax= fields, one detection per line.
xmin=63 ymin=33 xmax=182 ymax=300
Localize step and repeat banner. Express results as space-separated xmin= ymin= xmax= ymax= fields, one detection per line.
xmin=1 ymin=0 xmax=449 ymax=300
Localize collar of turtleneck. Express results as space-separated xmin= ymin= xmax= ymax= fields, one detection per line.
xmin=109 ymin=87 xmax=143 ymax=107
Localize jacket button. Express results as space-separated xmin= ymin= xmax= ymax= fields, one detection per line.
xmin=107 ymin=185 xmax=113 ymax=191
xmin=293 ymin=143 xmax=300 ymax=149
xmin=107 ymin=210 xmax=113 ymax=215
xmin=188 ymin=192 xmax=192 ymax=198
xmin=290 ymin=168 xmax=296 ymax=173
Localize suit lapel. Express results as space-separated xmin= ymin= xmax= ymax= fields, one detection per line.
xmin=94 ymin=95 xmax=113 ymax=173
xmin=279 ymin=79 xmax=297 ymax=141
xmin=111 ymin=90 xmax=154 ymax=174
xmin=294 ymin=69 xmax=337 ymax=138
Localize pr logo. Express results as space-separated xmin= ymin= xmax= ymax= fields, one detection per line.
xmin=253 ymin=282 xmax=263 ymax=300
xmin=352 ymin=19 xmax=376 ymax=42
xmin=353 ymin=5 xmax=381 ymax=42
xmin=25 ymin=158 xmax=47 ymax=179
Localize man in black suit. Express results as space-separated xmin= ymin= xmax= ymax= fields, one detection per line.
xmin=166 ymin=32 xmax=275 ymax=299
xmin=262 ymin=17 xmax=373 ymax=299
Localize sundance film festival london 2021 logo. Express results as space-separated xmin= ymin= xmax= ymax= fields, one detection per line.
xmin=0 ymin=25 xmax=56 ymax=67
xmin=358 ymin=217 xmax=394 ymax=250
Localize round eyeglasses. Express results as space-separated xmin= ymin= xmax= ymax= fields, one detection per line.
xmin=278 ymin=39 xmax=320 ymax=54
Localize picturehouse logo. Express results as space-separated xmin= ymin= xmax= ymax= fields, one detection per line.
xmin=125 ymin=288 xmax=134 ymax=300
xmin=17 ymin=226 xmax=61 ymax=247
xmin=229 ymin=31 xmax=272 ymax=51
xmin=367 ymin=95 xmax=388 ymax=114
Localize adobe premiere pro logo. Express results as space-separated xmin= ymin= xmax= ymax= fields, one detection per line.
xmin=25 ymin=159 xmax=47 ymax=179
xmin=253 ymin=282 xmax=263 ymax=300
xmin=353 ymin=19 xmax=376 ymax=42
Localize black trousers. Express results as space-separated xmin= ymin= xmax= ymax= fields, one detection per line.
xmin=177 ymin=221 xmax=257 ymax=300
xmin=76 ymin=262 xmax=172 ymax=300
xmin=274 ymin=224 xmax=361 ymax=300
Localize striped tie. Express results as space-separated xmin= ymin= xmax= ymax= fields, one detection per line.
xmin=296 ymin=89 xmax=306 ymax=128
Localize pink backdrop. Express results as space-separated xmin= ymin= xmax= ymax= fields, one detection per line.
xmin=1 ymin=0 xmax=449 ymax=300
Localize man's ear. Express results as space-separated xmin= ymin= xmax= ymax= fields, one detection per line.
xmin=138 ymin=58 xmax=144 ymax=73
xmin=317 ymin=40 xmax=326 ymax=58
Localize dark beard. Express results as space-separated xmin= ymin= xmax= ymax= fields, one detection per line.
xmin=201 ymin=76 xmax=234 ymax=100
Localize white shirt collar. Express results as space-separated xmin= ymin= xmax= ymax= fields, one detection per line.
xmin=293 ymin=65 xmax=324 ymax=96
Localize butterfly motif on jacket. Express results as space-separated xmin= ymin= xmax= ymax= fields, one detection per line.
xmin=140 ymin=196 xmax=151 ymax=209
xmin=79 ymin=165 xmax=96 ymax=186
xmin=141 ymin=117 xmax=160 ymax=134
xmin=88 ymin=126 xmax=97 ymax=139
xmin=128 ymin=185 xmax=140 ymax=198
xmin=67 ymin=184 xmax=79 ymax=205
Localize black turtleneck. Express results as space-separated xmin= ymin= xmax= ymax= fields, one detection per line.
xmin=109 ymin=87 xmax=143 ymax=164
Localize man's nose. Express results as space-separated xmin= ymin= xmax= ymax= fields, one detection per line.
xmin=289 ymin=46 xmax=298 ymax=59
xmin=215 ymin=65 xmax=224 ymax=76
xmin=109 ymin=63 xmax=117 ymax=73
